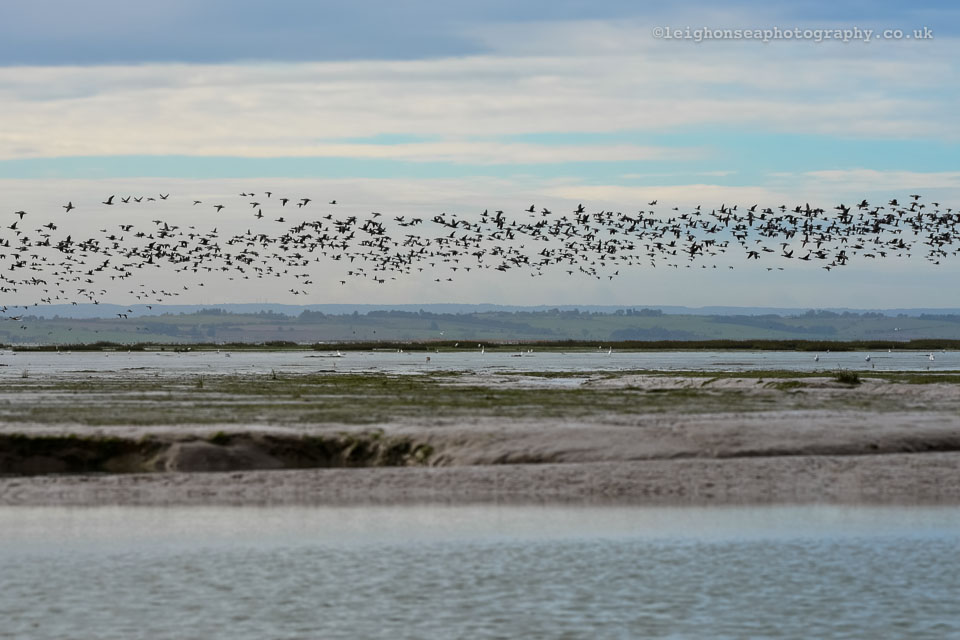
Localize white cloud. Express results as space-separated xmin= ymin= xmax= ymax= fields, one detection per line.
xmin=803 ymin=169 xmax=960 ymax=190
xmin=621 ymin=170 xmax=737 ymax=179
xmin=179 ymin=141 xmax=689 ymax=164
xmin=544 ymin=183 xmax=793 ymax=208
xmin=0 ymin=19 xmax=957 ymax=161
xmin=761 ymin=169 xmax=960 ymax=205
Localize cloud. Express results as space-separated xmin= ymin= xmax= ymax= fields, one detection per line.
xmin=803 ymin=169 xmax=960 ymax=190
xmin=761 ymin=169 xmax=960 ymax=204
xmin=544 ymin=183 xmax=793 ymax=207
xmin=1 ymin=16 xmax=957 ymax=162
xmin=620 ymin=170 xmax=736 ymax=178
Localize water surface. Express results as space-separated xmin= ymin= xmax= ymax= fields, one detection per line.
xmin=2 ymin=505 xmax=958 ymax=639
xmin=1 ymin=348 xmax=955 ymax=379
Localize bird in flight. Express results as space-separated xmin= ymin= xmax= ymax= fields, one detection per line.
xmin=0 ymin=190 xmax=956 ymax=314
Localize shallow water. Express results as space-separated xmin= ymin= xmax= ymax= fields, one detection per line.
xmin=2 ymin=505 xmax=959 ymax=639
xmin=1 ymin=348 xmax=956 ymax=379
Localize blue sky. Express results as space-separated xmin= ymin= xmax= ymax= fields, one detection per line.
xmin=1 ymin=1 xmax=956 ymax=64
xmin=1 ymin=1 xmax=958 ymax=307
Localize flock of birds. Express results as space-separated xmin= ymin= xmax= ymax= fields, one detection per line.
xmin=1 ymin=191 xmax=958 ymax=327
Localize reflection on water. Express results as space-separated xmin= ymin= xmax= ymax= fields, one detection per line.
xmin=1 ymin=348 xmax=957 ymax=379
xmin=2 ymin=505 xmax=959 ymax=639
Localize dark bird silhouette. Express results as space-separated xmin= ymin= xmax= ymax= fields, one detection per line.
xmin=0 ymin=191 xmax=955 ymax=312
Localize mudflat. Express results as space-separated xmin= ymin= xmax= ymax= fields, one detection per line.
xmin=1 ymin=370 xmax=959 ymax=505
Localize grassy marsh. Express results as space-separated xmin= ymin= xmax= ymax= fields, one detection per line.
xmin=1 ymin=369 xmax=958 ymax=428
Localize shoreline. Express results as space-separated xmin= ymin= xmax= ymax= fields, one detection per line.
xmin=3 ymin=452 xmax=960 ymax=507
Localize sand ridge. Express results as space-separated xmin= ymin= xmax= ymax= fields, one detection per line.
xmin=3 ymin=453 xmax=959 ymax=507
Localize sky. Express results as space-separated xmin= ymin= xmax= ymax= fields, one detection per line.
xmin=1 ymin=0 xmax=958 ymax=309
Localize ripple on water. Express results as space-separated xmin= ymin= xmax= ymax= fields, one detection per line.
xmin=0 ymin=505 xmax=958 ymax=639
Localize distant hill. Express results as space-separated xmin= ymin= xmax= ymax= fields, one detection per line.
xmin=3 ymin=305 xmax=960 ymax=345
xmin=12 ymin=303 xmax=960 ymax=320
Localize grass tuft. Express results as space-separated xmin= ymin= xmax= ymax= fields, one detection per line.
xmin=832 ymin=370 xmax=861 ymax=385
xmin=208 ymin=431 xmax=231 ymax=446
xmin=765 ymin=380 xmax=808 ymax=391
